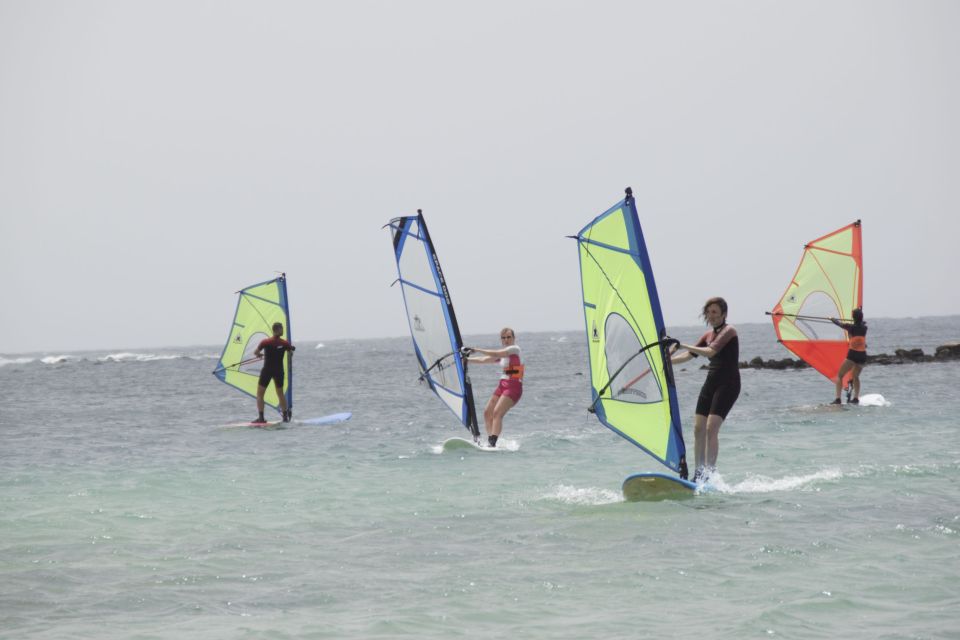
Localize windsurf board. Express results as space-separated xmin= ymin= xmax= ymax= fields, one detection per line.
xmin=222 ymin=420 xmax=285 ymax=429
xmin=622 ymin=473 xmax=700 ymax=501
xmin=301 ymin=412 xmax=353 ymax=425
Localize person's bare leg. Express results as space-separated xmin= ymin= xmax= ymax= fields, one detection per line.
xmin=834 ymin=360 xmax=853 ymax=402
xmin=255 ymin=385 xmax=267 ymax=422
xmin=693 ymin=414 xmax=708 ymax=471
xmin=275 ymin=382 xmax=288 ymax=420
xmin=705 ymin=414 xmax=725 ymax=469
xmin=490 ymin=395 xmax=516 ymax=437
xmin=483 ymin=395 xmax=497 ymax=437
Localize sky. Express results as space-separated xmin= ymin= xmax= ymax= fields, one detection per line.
xmin=2 ymin=1 xmax=958 ymax=354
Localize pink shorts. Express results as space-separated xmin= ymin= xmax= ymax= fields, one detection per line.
xmin=493 ymin=378 xmax=523 ymax=402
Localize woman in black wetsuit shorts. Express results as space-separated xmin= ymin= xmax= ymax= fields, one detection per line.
xmin=830 ymin=308 xmax=867 ymax=404
xmin=670 ymin=297 xmax=740 ymax=482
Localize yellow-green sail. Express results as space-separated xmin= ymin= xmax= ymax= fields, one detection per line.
xmin=573 ymin=189 xmax=686 ymax=475
xmin=213 ymin=275 xmax=292 ymax=414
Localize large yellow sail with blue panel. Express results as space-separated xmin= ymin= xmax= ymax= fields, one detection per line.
xmin=212 ymin=275 xmax=292 ymax=414
xmin=573 ymin=189 xmax=687 ymax=475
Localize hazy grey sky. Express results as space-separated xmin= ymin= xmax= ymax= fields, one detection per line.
xmin=2 ymin=1 xmax=958 ymax=354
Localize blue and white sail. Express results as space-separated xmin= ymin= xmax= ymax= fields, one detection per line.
xmin=387 ymin=211 xmax=480 ymax=439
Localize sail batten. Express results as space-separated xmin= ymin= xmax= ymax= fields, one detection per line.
xmin=387 ymin=212 xmax=480 ymax=438
xmin=213 ymin=275 xmax=292 ymax=414
xmin=574 ymin=190 xmax=686 ymax=475
xmin=771 ymin=221 xmax=863 ymax=384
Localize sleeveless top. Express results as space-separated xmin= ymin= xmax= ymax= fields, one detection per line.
xmin=695 ymin=324 xmax=740 ymax=384
xmin=499 ymin=346 xmax=523 ymax=381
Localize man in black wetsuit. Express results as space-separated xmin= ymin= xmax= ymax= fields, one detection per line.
xmin=253 ymin=322 xmax=295 ymax=424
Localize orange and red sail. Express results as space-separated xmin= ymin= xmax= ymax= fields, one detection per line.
xmin=771 ymin=221 xmax=863 ymax=384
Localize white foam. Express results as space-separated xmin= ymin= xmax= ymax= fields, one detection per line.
xmin=98 ymin=352 xmax=181 ymax=363
xmin=712 ymin=468 xmax=843 ymax=494
xmin=542 ymin=484 xmax=622 ymax=505
xmin=40 ymin=355 xmax=78 ymax=364
xmin=0 ymin=356 xmax=34 ymax=367
xmin=315 ymin=343 xmax=325 ymax=349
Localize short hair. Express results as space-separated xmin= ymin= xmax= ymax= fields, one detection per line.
xmin=852 ymin=308 xmax=864 ymax=323
xmin=272 ymin=322 xmax=284 ymax=333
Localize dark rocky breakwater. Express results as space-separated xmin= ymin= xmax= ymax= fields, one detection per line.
xmin=741 ymin=342 xmax=960 ymax=370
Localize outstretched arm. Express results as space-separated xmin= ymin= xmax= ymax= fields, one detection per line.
xmin=470 ymin=346 xmax=515 ymax=358
xmin=463 ymin=344 xmax=516 ymax=364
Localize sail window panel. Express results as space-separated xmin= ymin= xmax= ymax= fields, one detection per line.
xmin=401 ymin=283 xmax=464 ymax=396
xmin=235 ymin=331 xmax=270 ymax=375
xmin=604 ymin=313 xmax=663 ymax=404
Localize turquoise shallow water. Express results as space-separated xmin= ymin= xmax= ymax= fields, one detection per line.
xmin=1 ymin=318 xmax=958 ymax=639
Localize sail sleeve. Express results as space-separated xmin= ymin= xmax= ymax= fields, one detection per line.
xmin=387 ymin=212 xmax=479 ymax=437
xmin=771 ymin=221 xmax=863 ymax=383
xmin=212 ymin=275 xmax=293 ymax=414
xmin=574 ymin=191 xmax=686 ymax=473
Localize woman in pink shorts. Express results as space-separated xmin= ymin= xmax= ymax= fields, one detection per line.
xmin=463 ymin=328 xmax=523 ymax=448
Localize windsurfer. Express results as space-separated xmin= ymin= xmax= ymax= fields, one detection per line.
xmin=670 ymin=297 xmax=740 ymax=482
xmin=463 ymin=328 xmax=523 ymax=448
xmin=830 ymin=308 xmax=867 ymax=404
xmin=253 ymin=322 xmax=295 ymax=424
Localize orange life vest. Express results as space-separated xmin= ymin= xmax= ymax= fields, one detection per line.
xmin=502 ymin=354 xmax=524 ymax=381
xmin=849 ymin=335 xmax=866 ymax=352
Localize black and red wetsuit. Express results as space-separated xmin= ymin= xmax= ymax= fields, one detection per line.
xmin=693 ymin=324 xmax=741 ymax=419
xmin=833 ymin=319 xmax=868 ymax=365
xmin=257 ymin=336 xmax=295 ymax=387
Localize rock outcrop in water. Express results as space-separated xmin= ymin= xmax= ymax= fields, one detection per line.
xmin=740 ymin=342 xmax=960 ymax=370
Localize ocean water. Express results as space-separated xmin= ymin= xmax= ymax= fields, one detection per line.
xmin=1 ymin=318 xmax=958 ymax=639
